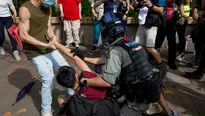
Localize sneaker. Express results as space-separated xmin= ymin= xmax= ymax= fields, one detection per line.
xmin=168 ymin=110 xmax=178 ymax=116
xmin=90 ymin=46 xmax=98 ymax=53
xmin=0 ymin=47 xmax=5 ymax=55
xmin=13 ymin=50 xmax=21 ymax=61
xmin=176 ymin=53 xmax=185 ymax=61
xmin=41 ymin=111 xmax=53 ymax=116
xmin=145 ymin=103 xmax=163 ymax=115
xmin=187 ymin=60 xmax=199 ymax=68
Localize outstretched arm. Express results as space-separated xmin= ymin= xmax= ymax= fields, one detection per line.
xmin=54 ymin=42 xmax=92 ymax=72
xmin=84 ymin=57 xmax=105 ymax=65
xmin=18 ymin=7 xmax=56 ymax=50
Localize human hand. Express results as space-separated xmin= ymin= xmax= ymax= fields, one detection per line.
xmin=143 ymin=0 xmax=153 ymax=8
xmin=60 ymin=13 xmax=64 ymax=19
xmin=70 ymin=48 xmax=85 ymax=60
xmin=178 ymin=17 xmax=185 ymax=25
xmin=50 ymin=35 xmax=58 ymax=42
xmin=123 ymin=14 xmax=127 ymax=20
xmin=46 ymin=40 xmax=56 ymax=50
xmin=193 ymin=13 xmax=199 ymax=20
xmin=13 ymin=14 xmax=17 ymax=24
xmin=133 ymin=0 xmax=139 ymax=5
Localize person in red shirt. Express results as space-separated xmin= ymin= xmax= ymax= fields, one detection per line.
xmin=55 ymin=42 xmax=107 ymax=104
xmin=58 ymin=0 xmax=81 ymax=48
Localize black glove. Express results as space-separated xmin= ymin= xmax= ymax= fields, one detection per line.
xmin=70 ymin=48 xmax=85 ymax=60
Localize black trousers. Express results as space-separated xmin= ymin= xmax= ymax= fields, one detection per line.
xmin=176 ymin=21 xmax=188 ymax=54
xmin=197 ymin=45 xmax=205 ymax=74
xmin=194 ymin=24 xmax=205 ymax=60
xmin=155 ymin=18 xmax=177 ymax=64
xmin=0 ymin=17 xmax=17 ymax=51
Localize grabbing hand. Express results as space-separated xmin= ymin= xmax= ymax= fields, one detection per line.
xmin=193 ymin=13 xmax=199 ymax=20
xmin=13 ymin=14 xmax=17 ymax=24
xmin=46 ymin=40 xmax=56 ymax=50
xmin=178 ymin=17 xmax=185 ymax=25
xmin=60 ymin=13 xmax=64 ymax=19
xmin=70 ymin=48 xmax=85 ymax=60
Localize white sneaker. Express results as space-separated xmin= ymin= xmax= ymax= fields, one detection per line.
xmin=176 ymin=53 xmax=185 ymax=61
xmin=12 ymin=50 xmax=21 ymax=61
xmin=41 ymin=111 xmax=53 ymax=116
xmin=145 ymin=103 xmax=163 ymax=115
xmin=0 ymin=47 xmax=5 ymax=55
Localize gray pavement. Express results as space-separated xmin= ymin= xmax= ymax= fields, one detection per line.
xmin=0 ymin=41 xmax=205 ymax=116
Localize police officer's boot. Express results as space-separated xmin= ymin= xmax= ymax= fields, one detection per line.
xmin=158 ymin=61 xmax=167 ymax=79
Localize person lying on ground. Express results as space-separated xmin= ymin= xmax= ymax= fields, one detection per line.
xmin=54 ymin=42 xmax=107 ymax=105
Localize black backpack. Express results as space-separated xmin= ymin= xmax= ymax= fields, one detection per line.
xmin=58 ymin=87 xmax=120 ymax=116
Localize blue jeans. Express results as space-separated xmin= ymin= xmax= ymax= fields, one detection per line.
xmin=0 ymin=17 xmax=17 ymax=51
xmin=93 ymin=19 xmax=104 ymax=45
xmin=31 ymin=50 xmax=71 ymax=112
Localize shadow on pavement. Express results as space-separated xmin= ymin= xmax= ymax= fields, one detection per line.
xmin=7 ymin=68 xmax=41 ymax=114
xmin=7 ymin=68 xmax=65 ymax=115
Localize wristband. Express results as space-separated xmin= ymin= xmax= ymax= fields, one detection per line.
xmin=82 ymin=78 xmax=89 ymax=86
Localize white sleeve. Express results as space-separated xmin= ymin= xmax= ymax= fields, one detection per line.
xmin=7 ymin=0 xmax=15 ymax=8
xmin=91 ymin=0 xmax=94 ymax=7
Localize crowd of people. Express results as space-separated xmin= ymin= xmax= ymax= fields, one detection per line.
xmin=0 ymin=0 xmax=205 ymax=116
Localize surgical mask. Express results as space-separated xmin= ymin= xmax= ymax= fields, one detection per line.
xmin=42 ymin=0 xmax=55 ymax=8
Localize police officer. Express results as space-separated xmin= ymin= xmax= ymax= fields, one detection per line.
xmin=71 ymin=21 xmax=178 ymax=116
xmin=155 ymin=0 xmax=185 ymax=69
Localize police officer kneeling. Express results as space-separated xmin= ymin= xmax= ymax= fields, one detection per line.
xmin=74 ymin=21 xmax=178 ymax=116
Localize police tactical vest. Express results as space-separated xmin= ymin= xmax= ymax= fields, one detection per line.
xmin=114 ymin=39 xmax=154 ymax=84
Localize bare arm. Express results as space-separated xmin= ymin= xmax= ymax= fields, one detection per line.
xmin=152 ymin=6 xmax=164 ymax=14
xmin=94 ymin=0 xmax=105 ymax=7
xmin=18 ymin=7 xmax=55 ymax=49
xmin=46 ymin=8 xmax=57 ymax=41
xmin=8 ymin=0 xmax=17 ymax=23
xmin=92 ymin=7 xmax=97 ymax=17
xmin=125 ymin=0 xmax=130 ymax=14
xmin=59 ymin=4 xmax=63 ymax=14
xmin=54 ymin=42 xmax=92 ymax=72
xmin=179 ymin=4 xmax=184 ymax=16
xmin=79 ymin=3 xmax=82 ymax=19
xmin=84 ymin=57 xmax=105 ymax=65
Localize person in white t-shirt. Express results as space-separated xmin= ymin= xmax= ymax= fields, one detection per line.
xmin=0 ymin=0 xmax=21 ymax=60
